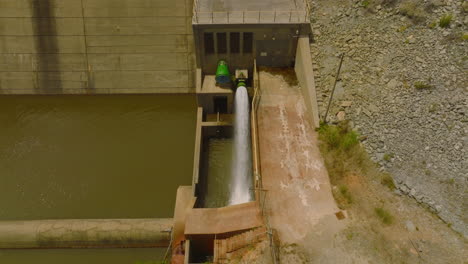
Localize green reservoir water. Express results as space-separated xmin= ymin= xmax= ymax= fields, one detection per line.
xmin=0 ymin=95 xmax=196 ymax=220
xmin=199 ymin=138 xmax=233 ymax=208
xmin=0 ymin=248 xmax=165 ymax=264
xmin=0 ymin=95 xmax=195 ymax=263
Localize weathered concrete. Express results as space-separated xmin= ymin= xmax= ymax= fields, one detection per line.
xmin=192 ymin=107 xmax=203 ymax=195
xmin=193 ymin=25 xmax=309 ymax=75
xmin=192 ymin=0 xmax=311 ymax=74
xmin=172 ymin=186 xmax=196 ymax=246
xmin=0 ymin=218 xmax=172 ymax=249
xmin=194 ymin=0 xmax=308 ymax=24
xmin=0 ymin=0 xmax=195 ymax=94
xmin=184 ymin=202 xmax=263 ymax=236
xmin=295 ymin=36 xmax=320 ymax=128
xmin=257 ymin=70 xmax=343 ymax=244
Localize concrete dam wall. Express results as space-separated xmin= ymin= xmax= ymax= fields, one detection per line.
xmin=0 ymin=0 xmax=195 ymax=94
xmin=0 ymin=219 xmax=172 ymax=249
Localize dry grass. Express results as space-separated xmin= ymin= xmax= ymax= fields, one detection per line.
xmin=375 ymin=207 xmax=393 ymax=225
xmin=318 ymin=121 xmax=367 ymax=183
xmin=381 ymin=173 xmax=396 ymax=190
xmin=399 ymin=1 xmax=426 ymax=23
xmin=414 ymin=81 xmax=432 ymax=90
xmin=439 ymin=14 xmax=453 ymax=28
xmin=318 ymin=121 xmax=370 ymax=208
xmin=317 ymin=121 xmax=398 ymax=205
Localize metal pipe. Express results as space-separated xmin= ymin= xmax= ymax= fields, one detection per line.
xmin=323 ymin=53 xmax=345 ymax=123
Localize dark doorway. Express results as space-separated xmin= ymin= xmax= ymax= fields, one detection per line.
xmin=204 ymin=33 xmax=214 ymax=54
xmin=230 ymin=32 xmax=240 ymax=53
xmin=217 ymin=33 xmax=227 ymax=54
xmin=213 ymin=96 xmax=228 ymax=114
xmin=243 ymin=32 xmax=253 ymax=54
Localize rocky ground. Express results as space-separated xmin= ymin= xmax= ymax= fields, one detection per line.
xmin=310 ymin=0 xmax=467 ymax=237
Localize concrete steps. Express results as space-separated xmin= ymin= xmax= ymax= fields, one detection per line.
xmin=213 ymin=227 xmax=267 ymax=263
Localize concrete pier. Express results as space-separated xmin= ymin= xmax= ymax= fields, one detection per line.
xmin=0 ymin=219 xmax=172 ymax=249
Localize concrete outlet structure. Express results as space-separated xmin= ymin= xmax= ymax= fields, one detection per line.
xmin=192 ymin=0 xmax=311 ymax=74
xmin=185 ymin=0 xmax=320 ymax=261
xmin=0 ymin=0 xmax=322 ymax=262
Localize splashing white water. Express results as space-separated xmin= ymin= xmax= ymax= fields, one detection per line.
xmin=230 ymin=86 xmax=253 ymax=205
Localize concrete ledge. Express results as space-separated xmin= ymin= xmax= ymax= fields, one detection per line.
xmin=172 ymin=186 xmax=196 ymax=245
xmin=185 ymin=202 xmax=263 ymax=236
xmin=295 ymin=36 xmax=320 ymax=128
xmin=0 ymin=88 xmax=195 ymax=95
xmin=0 ymin=218 xmax=172 ymax=249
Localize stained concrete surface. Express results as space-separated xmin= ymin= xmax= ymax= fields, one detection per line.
xmin=295 ymin=36 xmax=320 ymax=128
xmin=193 ymin=0 xmax=308 ymax=24
xmin=0 ymin=218 xmax=172 ymax=249
xmin=257 ymin=70 xmax=344 ymax=244
xmin=0 ymin=0 xmax=195 ymax=94
xmin=185 ymin=202 xmax=262 ymax=236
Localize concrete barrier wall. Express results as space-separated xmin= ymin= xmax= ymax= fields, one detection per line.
xmin=0 ymin=218 xmax=172 ymax=249
xmin=294 ymin=36 xmax=320 ymax=128
xmin=0 ymin=0 xmax=195 ymax=94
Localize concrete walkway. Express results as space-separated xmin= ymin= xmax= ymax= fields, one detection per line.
xmin=257 ymin=70 xmax=343 ymax=245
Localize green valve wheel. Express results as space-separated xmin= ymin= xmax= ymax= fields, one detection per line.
xmin=215 ymin=60 xmax=230 ymax=84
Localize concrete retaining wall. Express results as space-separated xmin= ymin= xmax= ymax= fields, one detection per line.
xmin=294 ymin=36 xmax=320 ymax=128
xmin=0 ymin=0 xmax=195 ymax=94
xmin=0 ymin=218 xmax=172 ymax=249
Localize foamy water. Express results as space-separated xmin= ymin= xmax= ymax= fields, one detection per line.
xmin=230 ymin=86 xmax=253 ymax=205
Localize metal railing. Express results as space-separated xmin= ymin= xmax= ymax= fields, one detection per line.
xmin=193 ymin=0 xmax=310 ymax=24
xmin=251 ymin=60 xmax=262 ymax=195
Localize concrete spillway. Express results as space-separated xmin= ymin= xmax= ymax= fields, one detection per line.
xmin=0 ymin=219 xmax=172 ymax=249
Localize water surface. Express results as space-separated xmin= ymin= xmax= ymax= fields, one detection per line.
xmin=0 ymin=95 xmax=196 ymax=220
xmin=199 ymin=138 xmax=233 ymax=208
xmin=0 ymin=248 xmax=165 ymax=264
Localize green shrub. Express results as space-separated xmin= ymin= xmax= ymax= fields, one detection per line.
xmin=381 ymin=174 xmax=396 ymax=190
xmin=399 ymin=2 xmax=425 ymax=23
xmin=462 ymin=33 xmax=468 ymax=41
xmin=362 ymin=0 xmax=371 ymax=8
xmin=429 ymin=103 xmax=439 ymax=113
xmin=414 ymin=81 xmax=431 ymax=90
xmin=439 ymin=14 xmax=453 ymax=28
xmin=375 ymin=207 xmax=393 ymax=224
xmin=340 ymin=185 xmax=353 ymax=204
xmin=383 ymin=153 xmax=394 ymax=162
xmin=397 ymin=25 xmax=409 ymax=32
xmin=332 ymin=184 xmax=354 ymax=209
xmin=399 ymin=2 xmax=417 ymax=17
xmin=341 ymin=131 xmax=359 ymax=151
xmin=318 ymin=124 xmax=341 ymax=149
xmin=318 ymin=122 xmax=359 ymax=152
